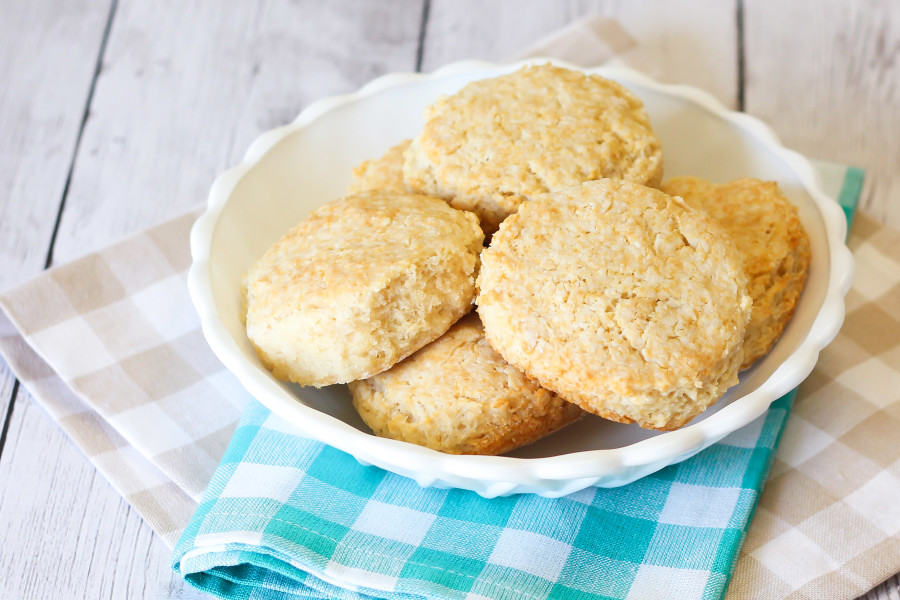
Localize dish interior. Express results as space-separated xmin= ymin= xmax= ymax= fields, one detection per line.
xmin=208 ymin=66 xmax=829 ymax=458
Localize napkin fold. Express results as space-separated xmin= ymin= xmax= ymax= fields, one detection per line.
xmin=0 ymin=214 xmax=245 ymax=546
xmin=172 ymin=395 xmax=792 ymax=600
xmin=0 ymin=16 xmax=896 ymax=600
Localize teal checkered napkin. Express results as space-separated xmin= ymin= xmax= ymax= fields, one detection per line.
xmin=173 ymin=164 xmax=862 ymax=600
xmin=173 ymin=400 xmax=789 ymax=600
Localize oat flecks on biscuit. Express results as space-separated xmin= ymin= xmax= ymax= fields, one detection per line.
xmin=246 ymin=190 xmax=484 ymax=387
xmin=349 ymin=313 xmax=584 ymax=455
xmin=477 ymin=179 xmax=752 ymax=431
xmin=662 ymin=176 xmax=811 ymax=369
xmin=403 ymin=64 xmax=664 ymax=234
xmin=348 ymin=139 xmax=411 ymax=194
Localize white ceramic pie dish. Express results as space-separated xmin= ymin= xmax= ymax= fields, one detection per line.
xmin=188 ymin=59 xmax=853 ymax=498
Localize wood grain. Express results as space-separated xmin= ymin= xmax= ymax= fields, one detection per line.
xmin=0 ymin=391 xmax=180 ymax=599
xmin=0 ymin=1 xmax=117 ymax=595
xmin=0 ymin=0 xmax=109 ymax=286
xmin=743 ymin=0 xmax=900 ymax=230
xmin=51 ymin=0 xmax=427 ymax=262
xmin=0 ymin=0 xmax=113 ymax=468
xmin=862 ymin=575 xmax=900 ymax=600
xmin=0 ymin=1 xmax=139 ymax=596
xmin=422 ymin=0 xmax=739 ymax=107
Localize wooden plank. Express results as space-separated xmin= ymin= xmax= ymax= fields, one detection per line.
xmin=0 ymin=391 xmax=175 ymax=598
xmin=0 ymin=1 xmax=138 ymax=596
xmin=861 ymin=574 xmax=900 ymax=600
xmin=0 ymin=380 xmax=14 ymax=471
xmin=743 ymin=0 xmax=900 ymax=229
xmin=50 ymin=0 xmax=427 ymax=261
xmin=422 ymin=0 xmax=740 ymax=108
xmin=0 ymin=1 xmax=115 ymax=594
xmin=0 ymin=0 xmax=110 ymax=287
xmin=0 ymin=0 xmax=113 ymax=458
xmin=0 ymin=1 xmax=425 ymax=599
xmin=0 ymin=387 xmax=205 ymax=599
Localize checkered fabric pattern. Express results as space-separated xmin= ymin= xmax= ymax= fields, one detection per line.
xmin=172 ymin=397 xmax=792 ymax=600
xmin=0 ymin=214 xmax=250 ymax=546
xmin=726 ymin=209 xmax=900 ymax=596
xmin=0 ymin=19 xmax=895 ymax=595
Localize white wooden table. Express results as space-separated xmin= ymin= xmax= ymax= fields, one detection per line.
xmin=0 ymin=1 xmax=897 ymax=598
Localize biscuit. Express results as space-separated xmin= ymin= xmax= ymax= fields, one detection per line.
xmin=246 ymin=190 xmax=484 ymax=386
xmin=661 ymin=176 xmax=811 ymax=368
xmin=477 ymin=179 xmax=752 ymax=430
xmin=349 ymin=313 xmax=584 ymax=454
xmin=348 ymin=140 xmax=411 ymax=194
xmin=403 ymin=64 xmax=664 ymax=234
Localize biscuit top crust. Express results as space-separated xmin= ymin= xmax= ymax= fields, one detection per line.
xmin=348 ymin=139 xmax=411 ymax=194
xmin=404 ymin=65 xmax=663 ymax=205
xmin=477 ymin=179 xmax=751 ymax=399
xmin=661 ymin=177 xmax=808 ymax=290
xmin=662 ymin=176 xmax=811 ymax=367
xmin=248 ymin=190 xmax=482 ymax=326
xmin=349 ymin=313 xmax=583 ymax=455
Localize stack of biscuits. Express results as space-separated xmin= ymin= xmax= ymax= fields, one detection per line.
xmin=244 ymin=65 xmax=810 ymax=455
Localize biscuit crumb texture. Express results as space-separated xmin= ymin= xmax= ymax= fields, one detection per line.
xmin=404 ymin=64 xmax=664 ymax=234
xmin=349 ymin=313 xmax=584 ymax=454
xmin=477 ymin=179 xmax=752 ymax=430
xmin=662 ymin=176 xmax=811 ymax=368
xmin=246 ymin=191 xmax=484 ymax=387
xmin=348 ymin=140 xmax=411 ymax=194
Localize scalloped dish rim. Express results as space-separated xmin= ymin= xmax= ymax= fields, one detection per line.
xmin=188 ymin=58 xmax=854 ymax=497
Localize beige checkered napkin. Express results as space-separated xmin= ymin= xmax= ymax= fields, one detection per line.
xmin=0 ymin=212 xmax=248 ymax=546
xmin=727 ymin=212 xmax=900 ymax=599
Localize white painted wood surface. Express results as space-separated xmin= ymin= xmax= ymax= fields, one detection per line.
xmin=0 ymin=1 xmax=897 ymax=598
xmin=0 ymin=0 xmax=112 ymax=516
xmin=743 ymin=0 xmax=900 ymax=238
xmin=423 ymin=0 xmax=739 ymax=107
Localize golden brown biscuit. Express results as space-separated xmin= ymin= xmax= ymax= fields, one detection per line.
xmin=477 ymin=179 xmax=752 ymax=430
xmin=403 ymin=64 xmax=664 ymax=234
xmin=348 ymin=140 xmax=411 ymax=194
xmin=661 ymin=176 xmax=811 ymax=368
xmin=349 ymin=313 xmax=583 ymax=454
xmin=246 ymin=190 xmax=484 ymax=386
